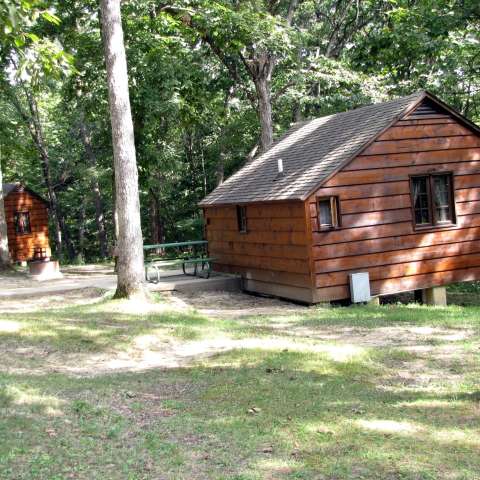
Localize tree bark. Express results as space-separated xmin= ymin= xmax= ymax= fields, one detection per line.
xmin=112 ymin=172 xmax=120 ymax=244
xmin=149 ymin=189 xmax=164 ymax=246
xmin=101 ymin=0 xmax=146 ymax=299
xmin=77 ymin=199 xmax=86 ymax=263
xmin=215 ymin=151 xmax=225 ymax=186
xmin=241 ymin=50 xmax=276 ymax=152
xmin=78 ymin=118 xmax=108 ymax=258
xmin=0 ymin=157 xmax=11 ymax=269
xmin=254 ymin=75 xmax=274 ymax=152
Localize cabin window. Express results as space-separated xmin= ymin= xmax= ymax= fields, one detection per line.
xmin=317 ymin=197 xmax=340 ymax=229
xmin=14 ymin=211 xmax=31 ymax=235
xmin=236 ymin=205 xmax=247 ymax=233
xmin=411 ymin=173 xmax=455 ymax=227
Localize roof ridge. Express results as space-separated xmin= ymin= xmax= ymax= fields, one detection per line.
xmin=199 ymin=90 xmax=454 ymax=207
xmin=291 ymin=91 xmax=425 ymax=122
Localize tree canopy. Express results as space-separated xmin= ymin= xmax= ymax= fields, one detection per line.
xmin=1 ymin=0 xmax=479 ymax=262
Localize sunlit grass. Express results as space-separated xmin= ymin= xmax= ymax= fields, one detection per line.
xmin=0 ymin=289 xmax=480 ymax=479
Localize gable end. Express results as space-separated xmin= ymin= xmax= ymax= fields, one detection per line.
xmin=304 ymin=92 xmax=480 ymax=198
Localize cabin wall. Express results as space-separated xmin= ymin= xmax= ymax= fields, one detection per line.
xmin=4 ymin=192 xmax=51 ymax=262
xmin=204 ymin=201 xmax=314 ymax=302
xmin=308 ymin=111 xmax=480 ymax=301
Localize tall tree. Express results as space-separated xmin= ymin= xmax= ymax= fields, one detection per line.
xmin=100 ymin=0 xmax=145 ymax=298
xmin=78 ymin=115 xmax=108 ymax=258
xmin=167 ymin=0 xmax=299 ymax=152
xmin=6 ymin=85 xmax=75 ymax=260
xmin=0 ymin=0 xmax=61 ymax=267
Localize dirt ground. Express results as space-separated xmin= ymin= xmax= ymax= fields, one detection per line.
xmin=0 ymin=286 xmax=476 ymax=383
xmin=0 ymin=286 xmax=108 ymax=311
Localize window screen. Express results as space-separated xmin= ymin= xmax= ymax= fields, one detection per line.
xmin=14 ymin=211 xmax=31 ymax=235
xmin=411 ymin=174 xmax=455 ymax=227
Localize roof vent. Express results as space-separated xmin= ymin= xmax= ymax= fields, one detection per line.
xmin=276 ymin=158 xmax=284 ymax=177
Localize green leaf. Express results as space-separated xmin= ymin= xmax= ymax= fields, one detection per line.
xmin=41 ymin=11 xmax=61 ymax=26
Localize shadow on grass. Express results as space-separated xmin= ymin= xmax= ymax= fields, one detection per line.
xmin=0 ymin=347 xmax=479 ymax=479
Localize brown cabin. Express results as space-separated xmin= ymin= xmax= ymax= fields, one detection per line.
xmin=2 ymin=183 xmax=51 ymax=262
xmin=200 ymin=91 xmax=480 ymax=303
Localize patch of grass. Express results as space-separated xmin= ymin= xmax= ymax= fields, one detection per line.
xmin=0 ymin=299 xmax=212 ymax=355
xmin=447 ymin=281 xmax=480 ymax=306
xmin=171 ymin=325 xmax=202 ymax=340
xmin=300 ymin=303 xmax=480 ymax=329
xmin=1 ymin=290 xmax=480 ymax=479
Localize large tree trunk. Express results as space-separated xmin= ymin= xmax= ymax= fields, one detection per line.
xmin=247 ymin=52 xmax=275 ymax=152
xmin=111 ymin=172 xmax=120 ymax=244
xmin=254 ymin=76 xmax=273 ymax=152
xmin=101 ymin=0 xmax=146 ymax=299
xmin=78 ymin=118 xmax=108 ymax=258
xmin=0 ymin=159 xmax=11 ymax=269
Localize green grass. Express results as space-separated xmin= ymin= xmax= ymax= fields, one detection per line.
xmin=1 ymin=290 xmax=480 ymax=479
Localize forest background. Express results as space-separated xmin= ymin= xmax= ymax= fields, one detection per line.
xmin=1 ymin=0 xmax=479 ymax=262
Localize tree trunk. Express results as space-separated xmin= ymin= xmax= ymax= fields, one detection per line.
xmin=79 ymin=118 xmax=108 ymax=258
xmin=101 ymin=0 xmax=146 ymax=299
xmin=30 ymin=120 xmax=75 ymax=261
xmin=215 ymin=151 xmax=225 ymax=186
xmin=149 ymin=189 xmax=164 ymax=256
xmin=112 ymin=172 xmax=120 ymax=244
xmin=8 ymin=88 xmax=66 ymax=258
xmin=0 ymin=158 xmax=11 ymax=269
xmin=76 ymin=199 xmax=86 ymax=263
xmin=215 ymin=86 xmax=234 ymax=186
xmin=255 ymin=75 xmax=274 ymax=152
xmin=248 ymin=52 xmax=275 ymax=152
xmin=60 ymin=213 xmax=76 ymax=260
xmin=149 ymin=189 xmax=164 ymax=245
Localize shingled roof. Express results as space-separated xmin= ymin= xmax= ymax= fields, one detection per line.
xmin=2 ymin=183 xmax=49 ymax=204
xmin=2 ymin=183 xmax=20 ymax=197
xmin=200 ymin=90 xmax=465 ymax=206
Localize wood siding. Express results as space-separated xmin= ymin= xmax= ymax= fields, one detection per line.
xmin=308 ymin=111 xmax=480 ymax=301
xmin=204 ymin=201 xmax=314 ymax=302
xmin=4 ymin=191 xmax=50 ymax=262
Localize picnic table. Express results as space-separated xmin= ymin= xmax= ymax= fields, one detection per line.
xmin=143 ymin=240 xmax=215 ymax=283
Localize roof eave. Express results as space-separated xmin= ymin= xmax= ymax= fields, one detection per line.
xmin=423 ymin=90 xmax=480 ymax=136
xmin=199 ymin=197 xmax=305 ymax=208
xmin=3 ymin=184 xmax=49 ymax=206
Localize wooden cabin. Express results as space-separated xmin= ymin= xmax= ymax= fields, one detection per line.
xmin=2 ymin=183 xmax=51 ymax=262
xmin=200 ymin=91 xmax=480 ymax=303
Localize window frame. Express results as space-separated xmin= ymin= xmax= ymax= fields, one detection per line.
xmin=236 ymin=205 xmax=247 ymax=233
xmin=14 ymin=211 xmax=32 ymax=236
xmin=409 ymin=172 xmax=456 ymax=229
xmin=316 ymin=196 xmax=340 ymax=231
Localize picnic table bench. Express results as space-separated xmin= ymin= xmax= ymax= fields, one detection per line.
xmin=143 ymin=240 xmax=215 ymax=283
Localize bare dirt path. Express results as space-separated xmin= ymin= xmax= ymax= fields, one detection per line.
xmin=0 ymin=266 xmax=117 ymax=298
xmin=0 ymin=287 xmax=476 ymax=383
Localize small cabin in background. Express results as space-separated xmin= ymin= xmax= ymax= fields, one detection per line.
xmin=2 ymin=183 xmax=51 ymax=262
xmin=200 ymin=91 xmax=480 ymax=304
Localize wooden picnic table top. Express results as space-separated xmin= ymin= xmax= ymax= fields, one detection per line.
xmin=143 ymin=240 xmax=207 ymax=251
